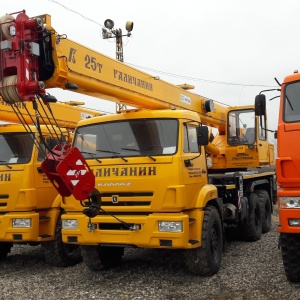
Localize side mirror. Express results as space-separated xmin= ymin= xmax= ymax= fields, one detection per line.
xmin=197 ymin=126 xmax=209 ymax=146
xmin=274 ymin=131 xmax=277 ymax=139
xmin=255 ymin=94 xmax=266 ymax=116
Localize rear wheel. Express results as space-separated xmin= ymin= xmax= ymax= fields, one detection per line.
xmin=41 ymin=215 xmax=82 ymax=267
xmin=280 ymin=233 xmax=300 ymax=283
xmin=0 ymin=242 xmax=13 ymax=260
xmin=241 ymin=193 xmax=262 ymax=241
xmin=254 ymin=189 xmax=272 ymax=233
xmin=183 ymin=205 xmax=223 ymax=276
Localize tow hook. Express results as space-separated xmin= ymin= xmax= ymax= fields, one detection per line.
xmin=87 ymin=219 xmax=97 ymax=232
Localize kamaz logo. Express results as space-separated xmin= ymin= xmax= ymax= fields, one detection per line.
xmin=0 ymin=174 xmax=11 ymax=182
xmin=98 ymin=182 xmax=131 ymax=187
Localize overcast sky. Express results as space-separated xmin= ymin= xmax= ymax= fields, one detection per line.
xmin=3 ymin=0 xmax=300 ymax=137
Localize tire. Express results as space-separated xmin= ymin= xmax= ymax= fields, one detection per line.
xmin=280 ymin=233 xmax=300 ymax=283
xmin=0 ymin=242 xmax=13 ymax=260
xmin=81 ymin=245 xmax=124 ymax=271
xmin=183 ymin=205 xmax=223 ymax=276
xmin=81 ymin=245 xmax=103 ymax=271
xmin=254 ymin=189 xmax=272 ymax=233
xmin=241 ymin=193 xmax=262 ymax=242
xmin=41 ymin=215 xmax=82 ymax=267
xmin=99 ymin=246 xmax=124 ymax=269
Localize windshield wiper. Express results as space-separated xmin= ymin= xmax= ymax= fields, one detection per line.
xmin=80 ymin=151 xmax=102 ymax=163
xmin=286 ymin=95 xmax=294 ymax=111
xmin=0 ymin=160 xmax=12 ymax=169
xmin=121 ymin=148 xmax=156 ymax=161
xmin=97 ymin=149 xmax=128 ymax=162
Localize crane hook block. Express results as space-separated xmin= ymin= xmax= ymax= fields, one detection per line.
xmin=41 ymin=145 xmax=95 ymax=201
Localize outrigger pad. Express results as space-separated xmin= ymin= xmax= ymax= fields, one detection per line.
xmin=41 ymin=145 xmax=95 ymax=201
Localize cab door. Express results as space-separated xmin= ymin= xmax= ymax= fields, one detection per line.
xmin=181 ymin=124 xmax=208 ymax=206
xmin=33 ymin=137 xmax=60 ymax=209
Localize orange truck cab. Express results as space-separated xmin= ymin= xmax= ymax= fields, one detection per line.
xmin=255 ymin=71 xmax=300 ymax=283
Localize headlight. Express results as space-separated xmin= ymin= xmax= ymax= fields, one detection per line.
xmin=62 ymin=219 xmax=78 ymax=230
xmin=158 ymin=221 xmax=182 ymax=232
xmin=279 ymin=197 xmax=300 ymax=208
xmin=12 ymin=218 xmax=31 ymax=228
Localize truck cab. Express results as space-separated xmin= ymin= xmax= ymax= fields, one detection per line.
xmin=0 ymin=124 xmax=81 ymax=266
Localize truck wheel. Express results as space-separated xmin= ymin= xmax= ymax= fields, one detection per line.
xmin=254 ymin=189 xmax=272 ymax=233
xmin=241 ymin=193 xmax=262 ymax=241
xmin=0 ymin=242 xmax=13 ymax=260
xmin=183 ymin=206 xmax=223 ymax=276
xmin=81 ymin=245 xmax=124 ymax=271
xmin=280 ymin=233 xmax=300 ymax=283
xmin=81 ymin=245 xmax=103 ymax=271
xmin=41 ymin=216 xmax=82 ymax=267
xmin=99 ymin=246 xmax=124 ymax=269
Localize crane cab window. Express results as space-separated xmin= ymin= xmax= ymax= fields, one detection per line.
xmin=228 ymin=109 xmax=255 ymax=145
xmin=183 ymin=125 xmax=199 ymax=153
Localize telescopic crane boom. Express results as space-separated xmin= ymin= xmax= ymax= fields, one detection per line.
xmin=0 ymin=97 xmax=101 ymax=129
xmin=0 ymin=11 xmax=225 ymax=132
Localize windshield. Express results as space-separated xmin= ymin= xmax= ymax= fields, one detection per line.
xmin=0 ymin=132 xmax=34 ymax=164
xmin=74 ymin=119 xmax=178 ymax=159
xmin=284 ymin=81 xmax=300 ymax=122
xmin=228 ymin=109 xmax=256 ymax=145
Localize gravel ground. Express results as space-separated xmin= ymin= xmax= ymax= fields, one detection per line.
xmin=0 ymin=207 xmax=300 ymax=300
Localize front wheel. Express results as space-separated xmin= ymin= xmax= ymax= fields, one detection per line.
xmin=0 ymin=242 xmax=13 ymax=260
xmin=280 ymin=233 xmax=300 ymax=283
xmin=99 ymin=246 xmax=124 ymax=269
xmin=41 ymin=215 xmax=82 ymax=267
xmin=81 ymin=245 xmax=103 ymax=271
xmin=183 ymin=205 xmax=223 ymax=276
xmin=81 ymin=245 xmax=124 ymax=271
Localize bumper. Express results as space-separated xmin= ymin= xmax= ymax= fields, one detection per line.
xmin=0 ymin=212 xmax=40 ymax=241
xmin=278 ymin=208 xmax=300 ymax=233
xmin=0 ymin=209 xmax=59 ymax=242
xmin=62 ymin=210 xmax=204 ymax=249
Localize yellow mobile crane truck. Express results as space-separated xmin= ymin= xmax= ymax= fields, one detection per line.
xmin=0 ymin=97 xmax=101 ymax=266
xmin=0 ymin=11 xmax=276 ymax=275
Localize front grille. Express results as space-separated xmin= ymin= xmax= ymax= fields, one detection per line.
xmin=102 ymin=201 xmax=151 ymax=206
xmin=84 ymin=192 xmax=153 ymax=207
xmin=101 ymin=192 xmax=153 ymax=197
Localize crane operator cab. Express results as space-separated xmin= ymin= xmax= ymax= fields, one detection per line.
xmin=228 ymin=108 xmax=256 ymax=146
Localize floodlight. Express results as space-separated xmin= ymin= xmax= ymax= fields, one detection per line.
xmin=104 ymin=19 xmax=114 ymax=30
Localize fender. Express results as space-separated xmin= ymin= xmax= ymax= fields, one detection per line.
xmin=51 ymin=194 xmax=63 ymax=209
xmin=195 ymin=184 xmax=218 ymax=208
